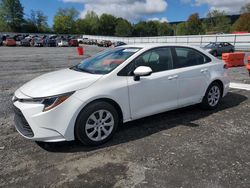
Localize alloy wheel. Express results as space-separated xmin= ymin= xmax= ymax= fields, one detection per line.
xmin=85 ymin=110 xmax=114 ymax=141
xmin=208 ymin=85 xmax=221 ymax=107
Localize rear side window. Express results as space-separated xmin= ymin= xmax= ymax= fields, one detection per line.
xmin=173 ymin=47 xmax=211 ymax=69
xmin=134 ymin=47 xmax=173 ymax=73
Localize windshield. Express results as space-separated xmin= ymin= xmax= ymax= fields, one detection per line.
xmin=205 ymin=43 xmax=219 ymax=48
xmin=74 ymin=47 xmax=141 ymax=74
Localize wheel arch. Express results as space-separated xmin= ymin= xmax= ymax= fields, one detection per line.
xmin=209 ymin=79 xmax=224 ymax=97
xmin=75 ymin=97 xmax=124 ymax=126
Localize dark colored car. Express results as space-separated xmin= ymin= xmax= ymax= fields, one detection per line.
xmin=112 ymin=41 xmax=127 ymax=47
xmin=69 ymin=39 xmax=79 ymax=47
xmin=1 ymin=34 xmax=9 ymax=41
xmin=98 ymin=40 xmax=112 ymax=47
xmin=14 ymin=35 xmax=26 ymax=46
xmin=202 ymin=42 xmax=235 ymax=57
xmin=44 ymin=38 xmax=57 ymax=47
xmin=31 ymin=38 xmax=44 ymax=47
xmin=20 ymin=38 xmax=31 ymax=47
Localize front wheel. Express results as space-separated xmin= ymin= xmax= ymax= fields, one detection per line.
xmin=75 ymin=101 xmax=119 ymax=146
xmin=200 ymin=82 xmax=222 ymax=110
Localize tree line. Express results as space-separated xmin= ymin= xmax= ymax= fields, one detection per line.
xmin=0 ymin=0 xmax=250 ymax=36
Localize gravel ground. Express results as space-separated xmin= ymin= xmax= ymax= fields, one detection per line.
xmin=0 ymin=46 xmax=250 ymax=188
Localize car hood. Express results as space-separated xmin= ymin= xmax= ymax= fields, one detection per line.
xmin=18 ymin=68 xmax=102 ymax=98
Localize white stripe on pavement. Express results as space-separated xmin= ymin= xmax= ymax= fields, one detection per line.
xmin=230 ymin=82 xmax=250 ymax=91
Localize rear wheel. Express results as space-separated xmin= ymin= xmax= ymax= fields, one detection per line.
xmin=75 ymin=101 xmax=119 ymax=146
xmin=200 ymin=82 xmax=222 ymax=110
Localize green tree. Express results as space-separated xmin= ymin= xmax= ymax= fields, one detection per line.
xmin=53 ymin=8 xmax=78 ymax=34
xmin=133 ymin=22 xmax=147 ymax=37
xmin=241 ymin=3 xmax=250 ymax=13
xmin=232 ymin=13 xmax=250 ymax=32
xmin=156 ymin=22 xmax=174 ymax=36
xmin=176 ymin=22 xmax=188 ymax=35
xmin=84 ymin=11 xmax=99 ymax=34
xmin=98 ymin=14 xmax=117 ymax=36
xmin=145 ymin=21 xmax=158 ymax=36
xmin=186 ymin=13 xmax=203 ymax=35
xmin=0 ymin=17 xmax=8 ymax=32
xmin=115 ymin=18 xmax=133 ymax=37
xmin=24 ymin=10 xmax=49 ymax=33
xmin=0 ymin=0 xmax=24 ymax=32
xmin=203 ymin=10 xmax=231 ymax=34
xmin=133 ymin=21 xmax=159 ymax=36
xmin=75 ymin=18 xmax=91 ymax=34
xmin=36 ymin=10 xmax=49 ymax=32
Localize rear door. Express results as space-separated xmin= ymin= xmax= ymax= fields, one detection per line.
xmin=172 ymin=47 xmax=212 ymax=107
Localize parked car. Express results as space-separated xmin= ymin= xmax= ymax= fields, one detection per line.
xmin=3 ymin=38 xmax=16 ymax=46
xmin=98 ymin=40 xmax=112 ymax=47
xmin=44 ymin=37 xmax=56 ymax=47
xmin=202 ymin=42 xmax=235 ymax=57
xmin=1 ymin=34 xmax=9 ymax=41
xmin=13 ymin=44 xmax=230 ymax=146
xmin=57 ymin=39 xmax=69 ymax=47
xmin=77 ymin=38 xmax=88 ymax=44
xmin=20 ymin=38 xmax=31 ymax=47
xmin=13 ymin=34 xmax=23 ymax=46
xmin=0 ymin=38 xmax=2 ymax=46
xmin=69 ymin=39 xmax=79 ymax=47
xmin=31 ymin=38 xmax=44 ymax=47
xmin=112 ymin=41 xmax=127 ymax=47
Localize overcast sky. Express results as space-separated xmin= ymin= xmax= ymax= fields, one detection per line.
xmin=20 ymin=0 xmax=250 ymax=26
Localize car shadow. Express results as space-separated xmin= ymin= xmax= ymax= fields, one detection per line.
xmin=36 ymin=91 xmax=247 ymax=152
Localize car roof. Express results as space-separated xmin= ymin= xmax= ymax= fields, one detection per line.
xmin=123 ymin=43 xmax=201 ymax=49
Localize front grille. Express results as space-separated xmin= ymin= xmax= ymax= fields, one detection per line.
xmin=13 ymin=106 xmax=34 ymax=138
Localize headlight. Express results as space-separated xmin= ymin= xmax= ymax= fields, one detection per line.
xmin=13 ymin=92 xmax=74 ymax=112
xmin=42 ymin=92 xmax=74 ymax=112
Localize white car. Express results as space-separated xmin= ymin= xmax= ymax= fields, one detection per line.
xmin=57 ymin=40 xmax=69 ymax=47
xmin=13 ymin=44 xmax=230 ymax=146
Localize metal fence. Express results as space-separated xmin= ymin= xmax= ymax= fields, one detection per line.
xmin=83 ymin=34 xmax=250 ymax=51
xmin=1 ymin=32 xmax=250 ymax=50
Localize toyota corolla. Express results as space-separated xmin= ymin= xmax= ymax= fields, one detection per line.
xmin=13 ymin=44 xmax=230 ymax=146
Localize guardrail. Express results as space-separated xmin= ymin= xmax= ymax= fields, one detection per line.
xmin=82 ymin=34 xmax=250 ymax=51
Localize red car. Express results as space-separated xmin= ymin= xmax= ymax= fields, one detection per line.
xmin=69 ymin=39 xmax=79 ymax=47
xmin=3 ymin=38 xmax=16 ymax=46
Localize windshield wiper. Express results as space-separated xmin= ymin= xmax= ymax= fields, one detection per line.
xmin=70 ymin=66 xmax=94 ymax=74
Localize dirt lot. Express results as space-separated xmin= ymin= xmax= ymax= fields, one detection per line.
xmin=0 ymin=46 xmax=250 ymax=188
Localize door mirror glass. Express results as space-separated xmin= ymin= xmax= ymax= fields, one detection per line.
xmin=134 ymin=66 xmax=152 ymax=76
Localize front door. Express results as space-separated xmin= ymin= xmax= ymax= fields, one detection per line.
xmin=127 ymin=47 xmax=179 ymax=119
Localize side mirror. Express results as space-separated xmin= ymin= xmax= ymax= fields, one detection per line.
xmin=133 ymin=66 xmax=152 ymax=81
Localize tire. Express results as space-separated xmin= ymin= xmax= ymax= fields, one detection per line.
xmin=75 ymin=101 xmax=119 ymax=146
xmin=200 ymin=82 xmax=222 ymax=110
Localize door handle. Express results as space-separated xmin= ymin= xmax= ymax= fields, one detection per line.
xmin=168 ymin=75 xmax=178 ymax=80
xmin=201 ymin=69 xmax=208 ymax=73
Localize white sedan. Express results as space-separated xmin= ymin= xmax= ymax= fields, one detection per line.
xmin=57 ymin=40 xmax=69 ymax=47
xmin=13 ymin=44 xmax=230 ymax=146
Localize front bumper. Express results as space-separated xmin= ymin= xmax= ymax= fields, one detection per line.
xmin=13 ymin=91 xmax=84 ymax=142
